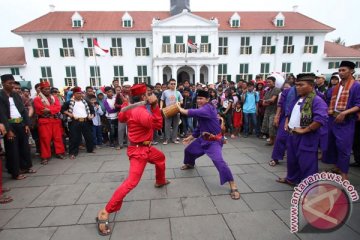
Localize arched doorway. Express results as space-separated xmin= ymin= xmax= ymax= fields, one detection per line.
xmin=200 ymin=65 xmax=209 ymax=84
xmin=177 ymin=66 xmax=194 ymax=84
xmin=162 ymin=66 xmax=172 ymax=84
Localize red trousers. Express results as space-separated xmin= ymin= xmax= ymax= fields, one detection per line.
xmin=38 ymin=119 xmax=65 ymax=159
xmin=105 ymin=146 xmax=166 ymax=213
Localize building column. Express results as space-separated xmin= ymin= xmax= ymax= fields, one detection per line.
xmin=214 ymin=64 xmax=218 ymax=83
xmin=208 ymin=65 xmax=214 ymax=84
xmin=171 ymin=65 xmax=177 ymax=80
xmin=195 ymin=65 xmax=201 ymax=84
xmin=157 ymin=65 xmax=161 ymax=83
xmin=152 ymin=65 xmax=158 ymax=85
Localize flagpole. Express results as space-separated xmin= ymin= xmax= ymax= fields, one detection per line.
xmin=93 ymin=37 xmax=99 ymax=88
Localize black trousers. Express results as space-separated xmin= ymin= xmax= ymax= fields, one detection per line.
xmin=353 ymin=120 xmax=360 ymax=163
xmin=68 ymin=120 xmax=94 ymax=156
xmin=4 ymin=123 xmax=32 ymax=178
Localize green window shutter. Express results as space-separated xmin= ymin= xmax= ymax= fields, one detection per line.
xmin=303 ymin=46 xmax=307 ymax=53
xmin=227 ymin=75 xmax=231 ymax=81
xmin=44 ymin=49 xmax=49 ymax=57
xmin=87 ymin=38 xmax=92 ymax=47
xmin=266 ymin=64 xmax=270 ymax=73
xmin=328 ymin=62 xmax=332 ymax=69
xmin=37 ymin=39 xmax=42 ymax=48
xmin=289 ymin=37 xmax=293 ymax=45
xmin=41 ymin=67 xmax=46 ymax=77
xmin=33 ymin=49 xmax=39 ymax=58
xmin=90 ymin=67 xmax=94 ymax=77
xmin=282 ymin=63 xmax=286 ymax=72
xmin=134 ymin=77 xmax=138 ymax=84
xmin=224 ymin=64 xmax=227 ymax=74
xmin=302 ymin=63 xmax=306 ymax=72
xmin=146 ymin=48 xmax=150 ymax=56
xmin=47 ymin=67 xmax=52 ymax=77
xmin=208 ymin=44 xmax=211 ymax=52
xmin=271 ymin=46 xmax=276 ymax=54
xmin=141 ymin=38 xmax=146 ymax=47
xmin=245 ymin=64 xmax=249 ymax=73
xmin=283 ymin=46 xmax=286 ymax=53
xmin=117 ymin=38 xmax=122 ymax=47
xmin=44 ymin=39 xmax=49 ymax=48
xmin=313 ymin=46 xmax=318 ymax=54
xmin=68 ymin=39 xmax=73 ymax=48
xmin=119 ymin=66 xmax=124 ymax=76
xmin=110 ymin=48 xmax=114 ymax=56
xmin=176 ymin=36 xmax=183 ymax=43
xmin=201 ymin=36 xmax=208 ymax=43
xmin=236 ymin=75 xmax=241 ymax=82
xmin=143 ymin=66 xmax=147 ymax=76
xmin=219 ymin=37 xmax=223 ymax=46
xmin=136 ymin=38 xmax=140 ymax=47
xmin=65 ymin=67 xmax=70 ymax=77
xmin=290 ymin=45 xmax=294 ymax=53
xmin=72 ymin=67 xmax=76 ymax=77
xmin=240 ymin=64 xmax=244 ymax=73
xmin=97 ymin=67 xmax=100 ymax=76
xmin=114 ymin=66 xmax=119 ymax=76
xmin=248 ymin=46 xmax=252 ymax=54
xmin=249 ymin=74 xmax=253 ymax=80
xmin=224 ymin=37 xmax=228 ymax=46
xmin=137 ymin=66 xmax=141 ymax=75
xmin=124 ymin=77 xmax=128 ymax=82
xmin=305 ymin=37 xmax=309 ymax=45
xmin=62 ymin=39 xmax=67 ymax=48
xmin=112 ymin=38 xmax=116 ymax=47
xmin=246 ymin=37 xmax=250 ymax=46
xmin=163 ymin=36 xmax=170 ymax=43
xmin=84 ymin=48 xmax=89 ymax=57
xmin=147 ymin=77 xmax=151 ymax=84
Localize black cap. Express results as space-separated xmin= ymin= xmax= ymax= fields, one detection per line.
xmin=1 ymin=74 xmax=15 ymax=82
xmin=339 ymin=61 xmax=356 ymax=69
xmin=296 ymin=73 xmax=316 ymax=82
xmin=197 ymin=90 xmax=209 ymax=98
xmin=266 ymin=76 xmax=276 ymax=82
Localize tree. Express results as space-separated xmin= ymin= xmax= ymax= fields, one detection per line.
xmin=333 ymin=37 xmax=346 ymax=46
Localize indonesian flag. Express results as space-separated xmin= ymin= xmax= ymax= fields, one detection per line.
xmin=93 ymin=39 xmax=109 ymax=56
xmin=187 ymin=38 xmax=198 ymax=50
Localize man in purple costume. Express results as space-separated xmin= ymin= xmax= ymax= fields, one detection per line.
xmin=323 ymin=61 xmax=360 ymax=180
xmin=178 ymin=90 xmax=240 ymax=200
xmin=277 ymin=73 xmax=328 ymax=185
xmin=269 ymin=87 xmax=292 ymax=166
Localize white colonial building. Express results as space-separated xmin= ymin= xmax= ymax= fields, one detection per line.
xmin=1 ymin=0 xmax=360 ymax=89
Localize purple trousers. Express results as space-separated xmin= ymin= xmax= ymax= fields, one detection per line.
xmin=323 ymin=116 xmax=355 ymax=173
xmin=184 ymin=138 xmax=234 ymax=185
xmin=271 ymin=117 xmax=288 ymax=161
xmin=286 ymin=134 xmax=318 ymax=184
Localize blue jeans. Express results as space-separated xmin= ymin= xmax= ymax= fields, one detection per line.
xmin=92 ymin=125 xmax=103 ymax=145
xmin=243 ymin=113 xmax=259 ymax=136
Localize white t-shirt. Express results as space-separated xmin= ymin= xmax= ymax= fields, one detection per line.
xmin=288 ymin=98 xmax=304 ymax=129
xmin=72 ymin=101 xmax=88 ymax=118
xmin=334 ymin=85 xmax=344 ymax=112
xmin=9 ymin=97 xmax=21 ymax=118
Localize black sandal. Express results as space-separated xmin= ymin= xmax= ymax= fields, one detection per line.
xmin=276 ymin=178 xmax=295 ymax=186
xmin=230 ymin=189 xmax=240 ymax=200
xmin=180 ymin=164 xmax=194 ymax=170
xmin=95 ymin=217 xmax=111 ymax=236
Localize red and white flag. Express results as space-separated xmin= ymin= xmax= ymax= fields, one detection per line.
xmin=93 ymin=39 xmax=109 ymax=56
xmin=187 ymin=38 xmax=198 ymax=50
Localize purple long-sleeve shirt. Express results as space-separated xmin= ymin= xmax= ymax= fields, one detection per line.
xmin=188 ymin=103 xmax=221 ymax=138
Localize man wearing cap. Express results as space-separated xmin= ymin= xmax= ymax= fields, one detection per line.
xmin=277 ymin=73 xmax=328 ymax=185
xmin=33 ymin=81 xmax=65 ymax=165
xmin=96 ymin=84 xmax=169 ymax=236
xmin=0 ymin=74 xmax=34 ymax=180
xmin=315 ymin=74 xmax=328 ymax=94
xmin=261 ymin=76 xmax=281 ymax=145
xmin=62 ymin=87 xmax=95 ymax=159
xmin=177 ymin=90 xmax=241 ymax=200
xmin=323 ymin=61 xmax=360 ymax=180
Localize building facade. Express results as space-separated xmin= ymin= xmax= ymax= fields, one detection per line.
xmin=1 ymin=2 xmax=360 ymax=89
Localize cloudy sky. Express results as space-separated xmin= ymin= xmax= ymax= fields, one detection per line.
xmin=1 ymin=0 xmax=359 ymax=47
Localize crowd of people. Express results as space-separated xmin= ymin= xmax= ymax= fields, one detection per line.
xmin=0 ymin=61 xmax=359 ymax=220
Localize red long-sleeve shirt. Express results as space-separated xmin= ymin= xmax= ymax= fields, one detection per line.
xmin=33 ymin=96 xmax=61 ymax=123
xmin=118 ymin=103 xmax=162 ymax=143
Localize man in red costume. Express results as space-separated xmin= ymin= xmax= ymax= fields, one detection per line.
xmin=33 ymin=81 xmax=65 ymax=165
xmin=96 ymin=83 xmax=169 ymax=236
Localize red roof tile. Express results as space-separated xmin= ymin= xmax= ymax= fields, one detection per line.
xmin=12 ymin=11 xmax=334 ymax=33
xmin=324 ymin=41 xmax=360 ymax=58
xmin=0 ymin=47 xmax=26 ymax=67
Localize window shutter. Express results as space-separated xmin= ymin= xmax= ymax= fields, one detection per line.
xmin=62 ymin=39 xmax=67 ymax=48
xmin=143 ymin=66 xmax=147 ymax=76
xmin=84 ymin=48 xmax=89 ymax=57
xmin=290 ymin=45 xmax=294 ymax=53
xmin=110 ymin=48 xmax=114 ymax=56
xmin=249 ymin=46 xmax=252 ymax=54
xmin=114 ymin=66 xmax=119 ymax=76
xmin=69 ymin=39 xmax=73 ymax=48
xmin=208 ymin=44 xmax=211 ymax=53
xmin=44 ymin=49 xmax=49 ymax=57
xmin=227 ymin=75 xmax=231 ymax=81
xmin=236 ymin=75 xmax=241 ymax=82
xmin=111 ymin=38 xmax=116 ymax=47
xmin=124 ymin=77 xmax=128 ymax=82
xmin=119 ymin=66 xmax=124 ymax=76
xmin=146 ymin=48 xmax=150 ymax=56
xmin=283 ymin=46 xmax=286 ymax=53
xmin=271 ymin=46 xmax=276 ymax=54
xmin=37 ymin=39 xmax=42 ymax=48
xmin=134 ymin=77 xmax=139 ymax=84
xmin=313 ymin=46 xmax=318 ymax=54
xmin=65 ymin=67 xmax=70 ymax=77
xmin=33 ymin=49 xmax=39 ymax=58
xmin=147 ymin=77 xmax=151 ymax=84
xmin=249 ymin=74 xmax=253 ymax=81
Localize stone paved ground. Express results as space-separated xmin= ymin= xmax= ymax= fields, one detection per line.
xmin=1 ymin=136 xmax=360 ymax=240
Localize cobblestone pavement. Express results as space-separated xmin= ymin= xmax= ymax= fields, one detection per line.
xmin=1 ymin=136 xmax=359 ymax=240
